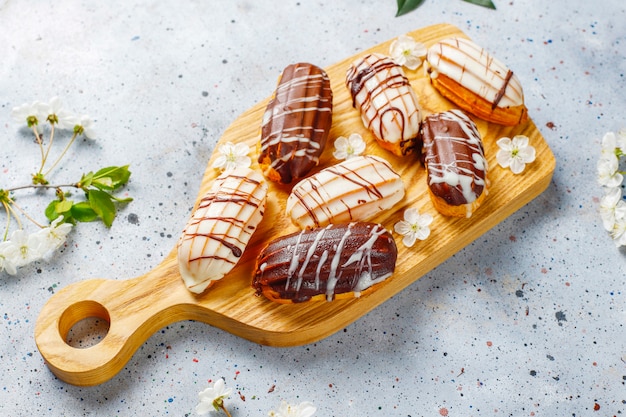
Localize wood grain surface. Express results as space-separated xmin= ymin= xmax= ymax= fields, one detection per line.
xmin=34 ymin=23 xmax=556 ymax=386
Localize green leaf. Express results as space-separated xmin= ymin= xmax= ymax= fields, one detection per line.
xmin=56 ymin=199 xmax=74 ymax=214
xmin=396 ymin=0 xmax=426 ymax=16
xmin=462 ymin=0 xmax=496 ymax=9
xmin=92 ymin=165 xmax=132 ymax=191
xmin=79 ymin=171 xmax=94 ymax=189
xmin=71 ymin=201 xmax=98 ymax=223
xmin=45 ymin=200 xmax=60 ymax=222
xmin=88 ymin=189 xmax=116 ymax=227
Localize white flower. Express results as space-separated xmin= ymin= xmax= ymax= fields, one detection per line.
xmin=11 ymin=101 xmax=45 ymax=133
xmin=599 ymin=187 xmax=626 ymax=232
xmin=73 ymin=115 xmax=97 ymax=139
xmin=389 ymin=35 xmax=427 ymax=70
xmin=195 ymin=378 xmax=232 ymax=415
xmin=0 ymin=241 xmax=19 ymax=275
xmin=211 ymin=142 xmax=251 ymax=171
xmin=41 ymin=97 xmax=77 ymax=130
xmin=496 ymin=135 xmax=536 ymax=174
xmin=597 ymin=154 xmax=623 ymax=188
xmin=36 ymin=216 xmax=73 ymax=260
xmin=332 ymin=133 xmax=366 ymax=160
xmin=9 ymin=229 xmax=44 ymax=267
xmin=611 ymin=213 xmax=626 ymax=247
xmin=268 ymin=401 xmax=317 ymax=417
xmin=394 ymin=207 xmax=433 ymax=247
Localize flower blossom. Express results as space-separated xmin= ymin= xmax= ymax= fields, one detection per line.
xmin=389 ymin=35 xmax=427 ymax=70
xmin=42 ymin=97 xmax=77 ymax=130
xmin=195 ymin=378 xmax=232 ymax=416
xmin=9 ymin=229 xmax=44 ymax=267
xmin=211 ymin=142 xmax=252 ymax=171
xmin=496 ymin=135 xmax=536 ymax=174
xmin=11 ymin=101 xmax=45 ymax=133
xmin=73 ymin=115 xmax=97 ymax=139
xmin=394 ymin=207 xmax=433 ymax=247
xmin=36 ymin=216 xmax=73 ymax=260
xmin=268 ymin=401 xmax=317 ymax=417
xmin=0 ymin=241 xmax=19 ymax=275
xmin=332 ymin=133 xmax=366 ymax=160
xmin=596 ymin=154 xmax=623 ymax=188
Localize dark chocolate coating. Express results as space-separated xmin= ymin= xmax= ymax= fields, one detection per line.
xmin=253 ymin=222 xmax=397 ymax=303
xmin=421 ymin=109 xmax=487 ymax=206
xmin=259 ymin=63 xmax=333 ymax=184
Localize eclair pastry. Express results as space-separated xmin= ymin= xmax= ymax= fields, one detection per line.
xmin=286 ymin=155 xmax=405 ymax=229
xmin=421 ymin=109 xmax=488 ymax=218
xmin=346 ymin=53 xmax=422 ymax=156
xmin=259 ymin=62 xmax=333 ymax=184
xmin=253 ymin=222 xmax=397 ymax=303
xmin=177 ymin=167 xmax=268 ymax=294
xmin=425 ymin=37 xmax=528 ymax=126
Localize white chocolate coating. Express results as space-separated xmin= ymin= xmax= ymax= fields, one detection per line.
xmin=286 ymin=155 xmax=405 ymax=229
xmin=177 ymin=167 xmax=267 ymax=294
xmin=426 ymin=37 xmax=524 ymax=109
xmin=346 ymin=53 xmax=421 ymax=155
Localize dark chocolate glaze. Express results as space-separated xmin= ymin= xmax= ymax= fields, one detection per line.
xmin=259 ymin=63 xmax=333 ymax=184
xmin=253 ymin=222 xmax=397 ymax=302
xmin=421 ymin=110 xmax=487 ymax=206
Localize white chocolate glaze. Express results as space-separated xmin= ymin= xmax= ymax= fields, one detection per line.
xmin=177 ymin=167 xmax=267 ymax=294
xmin=426 ymin=37 xmax=524 ymax=109
xmin=286 ymin=155 xmax=405 ymax=229
xmin=346 ymin=53 xmax=421 ymax=155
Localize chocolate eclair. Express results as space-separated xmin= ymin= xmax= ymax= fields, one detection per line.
xmin=421 ymin=109 xmax=488 ymax=218
xmin=259 ymin=62 xmax=333 ymax=184
xmin=177 ymin=167 xmax=268 ymax=294
xmin=346 ymin=53 xmax=422 ymax=156
xmin=425 ymin=37 xmax=528 ymax=126
xmin=253 ymin=222 xmax=397 ymax=303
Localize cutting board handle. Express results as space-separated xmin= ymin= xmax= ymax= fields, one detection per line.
xmin=34 ymin=252 xmax=195 ymax=386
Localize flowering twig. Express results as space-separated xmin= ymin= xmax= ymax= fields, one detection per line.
xmin=0 ymin=97 xmax=132 ymax=275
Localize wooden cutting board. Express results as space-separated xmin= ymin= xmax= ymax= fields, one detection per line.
xmin=34 ymin=23 xmax=556 ymax=386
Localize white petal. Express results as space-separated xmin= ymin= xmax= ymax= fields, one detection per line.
xmin=496 ymin=137 xmax=513 ymax=152
xmin=414 ymin=226 xmax=431 ymax=240
xmin=518 ymin=146 xmax=536 ymax=163
xmin=496 ymin=149 xmax=512 ymax=168
xmin=295 ymin=402 xmax=317 ymax=417
xmin=403 ymin=207 xmax=421 ymax=223
xmin=509 ymin=158 xmax=526 ymax=174
xmin=394 ymin=220 xmax=412 ymax=236
xmin=511 ymin=135 xmax=530 ymax=148
xmin=417 ymin=213 xmax=433 ymax=227
xmin=402 ymin=232 xmax=418 ymax=248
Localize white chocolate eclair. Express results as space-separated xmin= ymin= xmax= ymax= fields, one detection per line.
xmin=425 ymin=37 xmax=528 ymax=126
xmin=177 ymin=167 xmax=268 ymax=294
xmin=346 ymin=53 xmax=422 ymax=156
xmin=286 ymin=155 xmax=405 ymax=229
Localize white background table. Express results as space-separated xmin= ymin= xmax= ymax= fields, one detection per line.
xmin=1 ymin=0 xmax=625 ymax=415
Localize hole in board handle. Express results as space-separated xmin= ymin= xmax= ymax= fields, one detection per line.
xmin=59 ymin=300 xmax=111 ymax=349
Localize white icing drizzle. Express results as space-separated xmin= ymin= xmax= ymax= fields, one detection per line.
xmin=285 ymin=155 xmax=405 ymax=229
xmin=426 ymin=37 xmax=524 ymax=109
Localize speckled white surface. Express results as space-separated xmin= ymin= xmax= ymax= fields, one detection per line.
xmin=1 ymin=0 xmax=626 ymax=416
